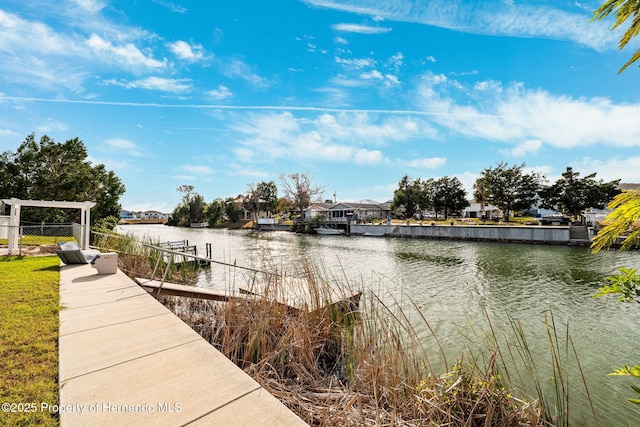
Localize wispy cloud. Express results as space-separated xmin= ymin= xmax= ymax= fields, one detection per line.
xmin=167 ymin=40 xmax=206 ymax=62
xmin=104 ymin=138 xmax=144 ymax=156
xmin=218 ymin=58 xmax=269 ymax=88
xmin=504 ymin=139 xmax=543 ymax=157
xmin=36 ymin=118 xmax=69 ymax=133
xmin=87 ymin=34 xmax=167 ymax=70
xmin=406 ymin=157 xmax=447 ymax=169
xmin=206 ymin=85 xmax=232 ymax=100
xmin=151 ymin=0 xmax=187 ymax=13
xmin=332 ymin=23 xmax=392 ymax=34
xmin=104 ymin=76 xmax=192 ymax=93
xmin=307 ymin=0 xmax=620 ymax=51
xmin=71 ymin=0 xmax=106 ymax=14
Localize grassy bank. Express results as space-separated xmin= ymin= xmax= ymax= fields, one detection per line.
xmin=0 ymin=255 xmax=60 ymax=427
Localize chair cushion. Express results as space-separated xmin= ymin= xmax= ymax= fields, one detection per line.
xmin=58 ymin=241 xmax=81 ymax=251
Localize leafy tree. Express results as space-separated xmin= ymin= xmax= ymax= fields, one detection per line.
xmin=427 ymin=176 xmax=469 ymax=219
xmin=279 ymin=172 xmax=324 ymax=218
xmin=189 ymin=193 xmax=206 ymax=224
xmin=245 ymin=180 xmax=279 ymax=222
xmin=277 ymin=197 xmax=293 ymax=218
xmin=224 ymin=197 xmax=242 ymax=223
xmin=168 ymin=185 xmax=206 ymax=226
xmin=592 ymin=0 xmax=640 ymax=73
xmin=207 ymin=198 xmax=225 ymax=226
xmin=539 ymin=167 xmax=620 ymax=220
xmin=474 ymin=162 xmax=542 ymax=222
xmin=391 ymin=175 xmax=430 ymax=219
xmin=0 ymin=133 xmax=125 ymax=223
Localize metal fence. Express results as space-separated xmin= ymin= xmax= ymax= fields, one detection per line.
xmin=0 ymin=222 xmax=87 ymax=255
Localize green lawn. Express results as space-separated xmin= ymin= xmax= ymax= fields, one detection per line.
xmin=0 ymin=236 xmax=75 ymax=246
xmin=0 ymin=255 xmax=60 ymax=427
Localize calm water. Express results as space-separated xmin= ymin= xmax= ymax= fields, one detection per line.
xmin=119 ymin=224 xmax=640 ymax=425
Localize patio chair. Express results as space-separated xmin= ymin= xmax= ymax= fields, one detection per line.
xmin=55 ymin=241 xmax=101 ymax=265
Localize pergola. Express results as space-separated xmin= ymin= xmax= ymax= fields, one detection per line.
xmin=1 ymin=198 xmax=96 ymax=255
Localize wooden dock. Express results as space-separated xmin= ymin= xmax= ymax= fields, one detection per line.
xmin=135 ymin=278 xmax=361 ymax=314
xmin=135 ymin=278 xmax=244 ymax=302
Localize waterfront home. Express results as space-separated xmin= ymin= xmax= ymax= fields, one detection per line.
xmin=119 ymin=209 xmax=136 ymax=220
xmin=306 ymin=202 xmax=392 ymax=223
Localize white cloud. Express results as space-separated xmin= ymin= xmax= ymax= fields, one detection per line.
xmin=167 ymin=40 xmax=206 ymax=61
xmin=206 ymin=85 xmax=232 ymax=100
xmin=71 ymin=0 xmax=106 ymax=13
xmin=353 ymin=148 xmax=384 ymax=164
xmin=152 ymin=0 xmax=188 ymax=13
xmin=332 ymin=23 xmax=392 ymax=34
xmin=335 ymin=56 xmax=375 ymax=68
xmin=87 ymin=34 xmax=167 ymax=70
xmin=360 ymin=70 xmax=383 ymax=80
xmin=415 ymin=72 xmax=640 ymax=149
xmin=229 ymin=111 xmax=430 ymax=165
xmin=407 ymin=157 xmax=447 ymax=169
xmin=104 ymin=138 xmax=144 ymax=156
xmin=219 ymin=58 xmax=269 ymax=88
xmin=505 ymin=139 xmax=543 ymax=157
xmin=36 ymin=118 xmax=69 ymax=133
xmin=575 ymin=157 xmax=640 ymax=185
xmin=105 ymin=77 xmax=192 ymax=93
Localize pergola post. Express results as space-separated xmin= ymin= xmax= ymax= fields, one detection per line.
xmin=7 ymin=198 xmax=20 ymax=256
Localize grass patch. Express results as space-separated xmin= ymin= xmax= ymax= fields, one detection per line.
xmin=0 ymin=255 xmax=60 ymax=427
xmin=0 ymin=235 xmax=76 ymax=246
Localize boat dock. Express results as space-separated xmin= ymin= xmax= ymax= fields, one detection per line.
xmin=59 ymin=263 xmax=307 ymax=426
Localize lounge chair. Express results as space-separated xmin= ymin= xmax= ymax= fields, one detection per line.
xmin=55 ymin=241 xmax=101 ymax=265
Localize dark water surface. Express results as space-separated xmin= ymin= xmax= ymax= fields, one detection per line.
xmin=119 ymin=224 xmax=640 ymax=425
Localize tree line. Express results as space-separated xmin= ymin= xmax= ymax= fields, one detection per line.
xmin=392 ymin=162 xmax=620 ymax=222
xmin=167 ymin=172 xmax=324 ymax=227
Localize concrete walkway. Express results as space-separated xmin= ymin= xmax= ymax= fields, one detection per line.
xmin=59 ymin=264 xmax=308 ymax=426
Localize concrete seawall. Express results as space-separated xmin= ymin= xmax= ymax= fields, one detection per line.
xmin=256 ymin=222 xmax=591 ymax=246
xmin=351 ymin=224 xmax=573 ymax=245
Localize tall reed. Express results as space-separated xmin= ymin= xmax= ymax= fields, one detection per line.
xmin=160 ymin=260 xmax=551 ymax=426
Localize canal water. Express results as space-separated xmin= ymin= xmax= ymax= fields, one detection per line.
xmin=119 ymin=224 xmax=640 ymax=425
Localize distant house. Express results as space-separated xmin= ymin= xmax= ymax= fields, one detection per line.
xmin=142 ymin=210 xmax=169 ymax=220
xmin=120 ymin=210 xmax=136 ymax=219
xmin=462 ymin=202 xmax=501 ymax=219
xmin=306 ymin=201 xmax=391 ymax=223
xmin=304 ymin=203 xmax=331 ymax=221
xmin=232 ymin=195 xmax=252 ymax=220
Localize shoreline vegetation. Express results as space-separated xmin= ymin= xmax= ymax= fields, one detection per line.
xmin=92 ymin=230 xmax=594 ymax=426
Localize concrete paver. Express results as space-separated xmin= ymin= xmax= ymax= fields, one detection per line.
xmin=59 ymin=263 xmax=307 ymax=426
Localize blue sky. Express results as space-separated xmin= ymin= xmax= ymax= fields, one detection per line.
xmin=1 ymin=0 xmax=639 ymax=212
